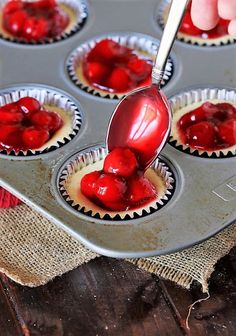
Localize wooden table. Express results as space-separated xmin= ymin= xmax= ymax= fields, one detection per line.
xmin=0 ymin=247 xmax=236 ymax=336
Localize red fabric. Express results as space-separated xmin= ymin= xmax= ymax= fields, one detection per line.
xmin=0 ymin=187 xmax=22 ymax=208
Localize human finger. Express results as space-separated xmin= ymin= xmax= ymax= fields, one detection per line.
xmin=191 ymin=0 xmax=219 ymax=30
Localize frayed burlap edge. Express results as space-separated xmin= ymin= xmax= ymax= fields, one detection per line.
xmin=0 ymin=204 xmax=235 ymax=292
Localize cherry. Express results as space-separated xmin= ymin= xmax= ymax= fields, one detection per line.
xmin=218 ymin=119 xmax=236 ymax=146
xmin=22 ymin=126 xmax=50 ymax=149
xmin=3 ymin=0 xmax=23 ymax=15
xmin=30 ymin=110 xmax=62 ymax=132
xmin=87 ymin=39 xmax=127 ymax=63
xmin=104 ymin=147 xmax=138 ymax=178
xmin=84 ymin=62 xmax=110 ymax=85
xmin=50 ymin=8 xmax=69 ymax=36
xmin=5 ymin=9 xmax=28 ymax=35
xmin=80 ymin=171 xmax=101 ymax=199
xmin=23 ymin=16 xmax=49 ymax=41
xmin=185 ymin=121 xmax=216 ymax=149
xmin=0 ymin=110 xmax=23 ymax=124
xmin=126 ymin=171 xmax=157 ymax=206
xmin=94 ymin=173 xmax=127 ymax=204
xmin=106 ymin=67 xmax=132 ymax=92
xmin=30 ymin=0 xmax=56 ymax=9
xmin=127 ymin=57 xmax=152 ymax=82
xmin=0 ymin=124 xmax=21 ymax=144
xmin=4 ymin=127 xmax=24 ymax=148
xmin=18 ymin=97 xmax=41 ymax=115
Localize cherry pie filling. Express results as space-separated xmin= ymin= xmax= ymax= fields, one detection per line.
xmin=179 ymin=2 xmax=230 ymax=39
xmin=0 ymin=96 xmax=64 ymax=151
xmin=2 ymin=0 xmax=69 ymax=41
xmin=80 ymin=147 xmax=158 ymax=212
xmin=82 ymin=39 xmax=153 ymax=94
xmin=177 ymin=102 xmax=236 ymax=151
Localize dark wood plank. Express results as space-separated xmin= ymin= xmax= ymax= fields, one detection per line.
xmin=0 ymin=276 xmax=24 ymax=336
xmin=0 ymin=258 xmax=183 ymax=336
xmin=160 ymin=247 xmax=236 ymax=336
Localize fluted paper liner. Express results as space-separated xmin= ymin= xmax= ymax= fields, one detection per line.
xmin=0 ymin=0 xmax=88 ymax=44
xmin=67 ymin=33 xmax=174 ymax=100
xmin=169 ymin=87 xmax=236 ymax=158
xmin=157 ymin=0 xmax=236 ymax=47
xmin=0 ymin=86 xmax=82 ymax=157
xmin=57 ymin=146 xmax=175 ymax=221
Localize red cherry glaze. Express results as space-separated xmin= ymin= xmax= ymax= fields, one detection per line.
xmin=2 ymin=0 xmax=69 ymax=41
xmin=0 ymin=97 xmax=63 ymax=152
xmin=83 ymin=38 xmax=153 ymax=94
xmin=22 ymin=126 xmax=50 ymax=149
xmin=179 ymin=1 xmax=230 ymax=39
xmin=177 ymin=101 xmax=236 ymax=151
xmin=80 ymin=148 xmax=158 ymax=212
xmin=94 ymin=174 xmax=127 ymax=205
xmin=104 ymin=147 xmax=138 ymax=177
xmin=126 ymin=171 xmax=157 ymax=206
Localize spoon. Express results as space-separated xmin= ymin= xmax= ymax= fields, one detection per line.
xmin=106 ymin=0 xmax=189 ymax=170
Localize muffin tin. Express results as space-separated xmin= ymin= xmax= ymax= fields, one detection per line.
xmin=0 ymin=0 xmax=235 ymax=258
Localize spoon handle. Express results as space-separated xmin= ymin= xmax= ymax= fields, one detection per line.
xmin=152 ymin=0 xmax=189 ymax=85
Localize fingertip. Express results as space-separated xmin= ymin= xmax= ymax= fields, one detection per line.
xmin=191 ymin=0 xmax=219 ymax=30
xmin=228 ymin=20 xmax=236 ymax=36
xmin=218 ymin=0 xmax=236 ymax=20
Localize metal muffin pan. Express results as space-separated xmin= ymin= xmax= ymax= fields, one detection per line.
xmin=0 ymin=0 xmax=235 ymax=258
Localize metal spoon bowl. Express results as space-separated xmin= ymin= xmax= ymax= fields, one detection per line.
xmin=106 ymin=0 xmax=189 ymax=170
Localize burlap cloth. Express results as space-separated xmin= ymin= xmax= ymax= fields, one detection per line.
xmin=1 ymin=203 xmax=236 ymax=293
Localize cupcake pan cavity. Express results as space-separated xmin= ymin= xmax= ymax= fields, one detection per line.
xmin=0 ymin=85 xmax=83 ymax=158
xmin=0 ymin=0 xmax=235 ymax=258
xmin=66 ymin=33 xmax=174 ymax=99
xmin=0 ymin=0 xmax=88 ymax=44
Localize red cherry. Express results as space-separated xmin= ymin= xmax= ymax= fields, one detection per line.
xmin=3 ymin=0 xmax=23 ymax=15
xmin=214 ymin=103 xmax=236 ymax=121
xmin=0 ymin=110 xmax=23 ymax=124
xmin=23 ymin=16 xmax=49 ymax=41
xmin=30 ymin=0 xmax=56 ymax=9
xmin=3 ymin=127 xmax=24 ymax=148
xmin=80 ymin=171 xmax=101 ymax=199
xmin=217 ymin=119 xmax=236 ymax=146
xmin=178 ymin=107 xmax=206 ymax=130
xmin=22 ymin=126 xmax=50 ymax=149
xmin=94 ymin=173 xmax=127 ymax=204
xmin=106 ymin=67 xmax=133 ymax=92
xmin=0 ymin=102 xmax=20 ymax=113
xmin=179 ymin=12 xmax=202 ymax=36
xmin=126 ymin=171 xmax=157 ymax=206
xmin=103 ymin=147 xmax=138 ymax=178
xmin=87 ymin=39 xmax=127 ymax=63
xmin=5 ymin=9 xmax=28 ymax=35
xmin=18 ymin=97 xmax=41 ymax=115
xmin=127 ymin=57 xmax=152 ymax=82
xmin=84 ymin=61 xmax=110 ymax=85
xmin=30 ymin=110 xmax=62 ymax=132
xmin=0 ymin=124 xmax=21 ymax=144
xmin=186 ymin=121 xmax=216 ymax=149
xmin=50 ymin=8 xmax=69 ymax=37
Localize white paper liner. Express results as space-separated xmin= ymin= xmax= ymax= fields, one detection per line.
xmin=0 ymin=87 xmax=82 ymax=157
xmin=169 ymin=87 xmax=236 ymax=158
xmin=57 ymin=146 xmax=176 ymax=221
xmin=66 ymin=33 xmax=174 ymax=100
xmin=0 ymin=0 xmax=88 ymax=44
xmin=157 ymin=0 xmax=236 ymax=47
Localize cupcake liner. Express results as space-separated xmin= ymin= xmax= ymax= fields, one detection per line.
xmin=57 ymin=145 xmax=176 ymax=222
xmin=0 ymin=0 xmax=88 ymax=45
xmin=0 ymin=86 xmax=82 ymax=158
xmin=66 ymin=33 xmax=174 ymax=100
xmin=157 ymin=0 xmax=236 ymax=47
xmin=0 ymin=186 xmax=22 ymax=208
xmin=169 ymin=87 xmax=236 ymax=158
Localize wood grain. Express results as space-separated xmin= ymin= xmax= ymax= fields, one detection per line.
xmin=0 ymin=248 xmax=236 ymax=336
